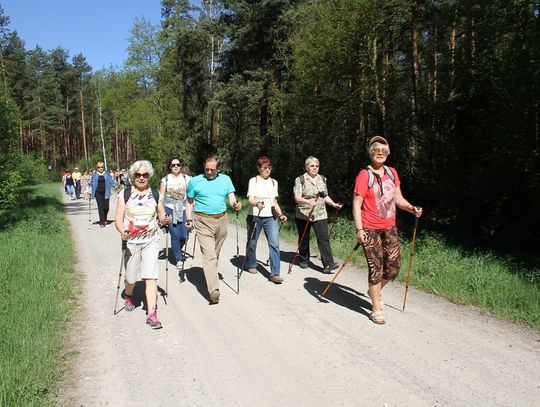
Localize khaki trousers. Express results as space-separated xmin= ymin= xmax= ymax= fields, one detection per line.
xmin=194 ymin=214 xmax=229 ymax=295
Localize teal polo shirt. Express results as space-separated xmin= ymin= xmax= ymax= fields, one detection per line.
xmin=187 ymin=173 xmax=235 ymax=215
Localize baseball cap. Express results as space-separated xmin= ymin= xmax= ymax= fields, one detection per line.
xmin=368 ymin=136 xmax=388 ymax=147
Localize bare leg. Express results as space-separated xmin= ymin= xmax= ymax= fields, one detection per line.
xmin=368 ymin=278 xmax=390 ymax=312
xmin=124 ymin=282 xmax=135 ymax=297
xmin=144 ymin=279 xmax=157 ymax=312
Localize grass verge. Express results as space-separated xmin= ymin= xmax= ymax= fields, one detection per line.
xmin=231 ymin=202 xmax=540 ymax=330
xmin=0 ymin=184 xmax=78 ymax=406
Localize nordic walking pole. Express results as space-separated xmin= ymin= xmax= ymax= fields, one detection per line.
xmin=321 ymin=242 xmax=361 ymax=297
xmin=402 ymin=215 xmax=420 ymax=312
xmin=288 ymin=206 xmax=315 ymax=274
xmin=191 ymin=234 xmax=197 ymax=260
xmin=180 ymin=230 xmax=188 ymax=283
xmin=88 ymin=196 xmax=92 ymax=230
xmin=236 ymin=209 xmax=240 ymax=294
xmin=329 ymin=206 xmax=341 ymax=238
xmin=165 ymin=227 xmax=169 ymax=297
xmin=114 ymin=239 xmax=127 ymax=314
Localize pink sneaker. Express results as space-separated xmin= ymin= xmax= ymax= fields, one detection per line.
xmin=124 ymin=295 xmax=135 ymax=312
xmin=146 ymin=310 xmax=163 ymax=329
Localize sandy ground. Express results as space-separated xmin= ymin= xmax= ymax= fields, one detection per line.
xmin=55 ymin=192 xmax=540 ymax=407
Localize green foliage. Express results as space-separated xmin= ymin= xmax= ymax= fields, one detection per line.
xmin=0 ymin=166 xmax=23 ymax=211
xmin=15 ymin=154 xmax=53 ymax=184
xmin=397 ymin=231 xmax=540 ymax=328
xmin=0 ymin=184 xmax=78 ymax=406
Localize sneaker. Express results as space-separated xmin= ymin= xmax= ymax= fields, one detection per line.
xmin=270 ymin=275 xmax=283 ymax=284
xmin=209 ymin=289 xmax=220 ymax=304
xmin=322 ymin=262 xmax=339 ymax=274
xmin=124 ymin=295 xmax=135 ymax=312
xmin=247 ymin=268 xmax=258 ymax=274
xmin=146 ymin=310 xmax=163 ymax=329
xmin=299 ymin=262 xmax=309 ymax=269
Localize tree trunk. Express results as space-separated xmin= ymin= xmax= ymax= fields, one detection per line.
xmin=409 ymin=0 xmax=420 ymax=172
xmin=80 ymin=88 xmax=88 ymax=165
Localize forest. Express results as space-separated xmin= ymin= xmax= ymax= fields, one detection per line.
xmin=0 ymin=0 xmax=538 ymax=252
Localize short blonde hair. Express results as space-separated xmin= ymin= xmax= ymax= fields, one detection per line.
xmin=304 ymin=156 xmax=320 ymax=170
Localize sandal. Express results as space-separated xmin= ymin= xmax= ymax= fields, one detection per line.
xmin=369 ymin=311 xmax=386 ymax=325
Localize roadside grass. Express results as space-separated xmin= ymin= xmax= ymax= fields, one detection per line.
xmin=0 ymin=184 xmax=78 ymax=406
xmin=231 ymin=203 xmax=540 ymax=330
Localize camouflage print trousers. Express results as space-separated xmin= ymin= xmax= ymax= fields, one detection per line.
xmin=363 ymin=225 xmax=401 ymax=285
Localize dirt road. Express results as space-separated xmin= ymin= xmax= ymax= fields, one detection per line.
xmin=58 ymin=193 xmax=540 ymax=407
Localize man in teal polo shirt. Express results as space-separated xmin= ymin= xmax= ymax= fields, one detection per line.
xmin=186 ymin=155 xmax=242 ymax=304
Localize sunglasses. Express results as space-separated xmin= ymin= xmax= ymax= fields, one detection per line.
xmin=170 ymin=163 xmax=181 ymax=168
xmin=372 ymin=148 xmax=389 ymax=155
xmin=135 ymin=172 xmax=150 ymax=179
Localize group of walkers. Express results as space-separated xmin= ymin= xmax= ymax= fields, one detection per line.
xmin=73 ymin=135 xmax=421 ymax=330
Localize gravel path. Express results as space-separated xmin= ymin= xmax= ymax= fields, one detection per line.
xmin=56 ymin=193 xmax=540 ymax=407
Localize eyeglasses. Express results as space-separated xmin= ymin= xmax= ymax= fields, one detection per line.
xmin=205 ymin=168 xmax=217 ymax=173
xmin=134 ymin=172 xmax=150 ymax=179
xmin=309 ymin=164 xmax=319 ymax=168
xmin=260 ymin=166 xmax=272 ymax=171
xmin=372 ymin=148 xmax=389 ymax=155
xmin=97 ymin=166 xmax=104 ymax=169
xmin=170 ymin=163 xmax=181 ymax=168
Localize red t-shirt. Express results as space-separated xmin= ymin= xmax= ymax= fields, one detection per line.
xmin=354 ymin=167 xmax=400 ymax=229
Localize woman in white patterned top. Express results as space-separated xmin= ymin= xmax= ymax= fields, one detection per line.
xmin=115 ymin=160 xmax=170 ymax=330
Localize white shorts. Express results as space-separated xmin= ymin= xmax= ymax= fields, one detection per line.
xmin=124 ymin=238 xmax=160 ymax=284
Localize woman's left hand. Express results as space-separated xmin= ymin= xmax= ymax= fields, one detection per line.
xmin=412 ymin=206 xmax=423 ymax=217
xmin=279 ymin=214 xmax=288 ymax=223
xmin=334 ymin=202 xmax=343 ymax=209
xmin=159 ymin=215 xmax=172 ymax=225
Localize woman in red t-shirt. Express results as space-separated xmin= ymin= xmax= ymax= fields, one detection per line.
xmin=352 ymin=136 xmax=422 ymax=324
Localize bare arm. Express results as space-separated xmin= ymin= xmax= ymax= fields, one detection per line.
xmin=352 ymin=193 xmax=367 ymax=243
xmin=185 ymin=198 xmax=194 ymax=230
xmin=228 ymin=192 xmax=242 ymax=211
xmin=324 ymin=195 xmax=342 ymax=209
xmin=273 ymin=200 xmax=287 ymax=222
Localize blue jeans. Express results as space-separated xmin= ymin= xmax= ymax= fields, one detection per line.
xmin=165 ymin=207 xmax=188 ymax=265
xmin=66 ymin=184 xmax=75 ymax=197
xmin=246 ymin=215 xmax=281 ymax=276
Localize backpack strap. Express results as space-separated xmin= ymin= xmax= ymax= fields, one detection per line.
xmin=383 ymin=165 xmax=395 ymax=183
xmin=123 ymin=186 xmax=132 ymax=203
xmin=123 ymin=185 xmax=159 ymax=204
xmin=366 ymin=166 xmax=395 ymax=188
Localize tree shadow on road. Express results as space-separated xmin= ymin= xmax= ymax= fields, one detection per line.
xmin=303 ymin=277 xmax=372 ymax=319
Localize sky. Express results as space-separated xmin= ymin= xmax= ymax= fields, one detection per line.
xmin=1 ymin=0 xmax=162 ymax=71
